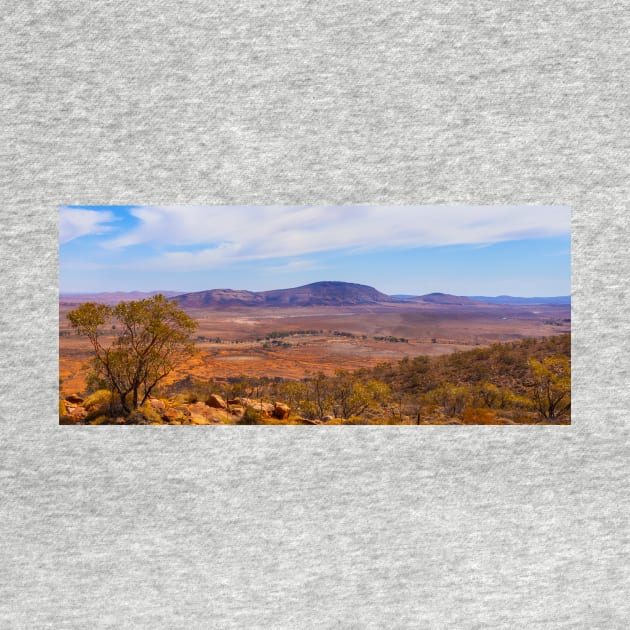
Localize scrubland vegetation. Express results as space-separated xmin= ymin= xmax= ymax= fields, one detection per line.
xmin=60 ymin=295 xmax=570 ymax=426
xmin=159 ymin=335 xmax=569 ymax=425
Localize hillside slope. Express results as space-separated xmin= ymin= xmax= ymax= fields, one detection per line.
xmin=176 ymin=281 xmax=402 ymax=307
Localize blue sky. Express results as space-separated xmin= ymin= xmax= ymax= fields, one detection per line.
xmin=59 ymin=205 xmax=571 ymax=296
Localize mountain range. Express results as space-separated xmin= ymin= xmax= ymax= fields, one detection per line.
xmin=60 ymin=282 xmax=570 ymax=307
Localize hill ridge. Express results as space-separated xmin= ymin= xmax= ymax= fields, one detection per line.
xmin=175 ymin=281 xmax=402 ymax=308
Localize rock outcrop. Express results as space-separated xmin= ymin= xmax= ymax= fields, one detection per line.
xmin=273 ymin=402 xmax=291 ymax=420
xmin=59 ymin=392 xmax=293 ymax=425
xmin=205 ymin=394 xmax=227 ymax=409
xmin=148 ymin=397 xmax=166 ymax=411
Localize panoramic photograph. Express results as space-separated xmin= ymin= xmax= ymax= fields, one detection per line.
xmin=59 ymin=205 xmax=571 ymax=426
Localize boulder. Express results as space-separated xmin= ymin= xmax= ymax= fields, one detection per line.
xmin=65 ymin=394 xmax=84 ymax=404
xmin=260 ymin=402 xmax=275 ymax=417
xmin=189 ymin=402 xmax=210 ymax=415
xmin=230 ymin=406 xmax=245 ymax=419
xmin=206 ymin=394 xmax=227 ymax=409
xmin=273 ymin=402 xmax=291 ymax=420
xmin=189 ymin=402 xmax=229 ymax=423
xmin=148 ymin=398 xmax=166 ymax=411
xmin=322 ymin=415 xmax=334 ymax=422
xmin=230 ymin=397 xmax=275 ymax=417
xmin=258 ymin=402 xmax=275 ymax=417
xmin=163 ymin=408 xmax=185 ymax=422
xmin=68 ymin=406 xmax=88 ymax=421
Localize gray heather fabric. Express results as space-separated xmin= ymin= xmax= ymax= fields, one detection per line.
xmin=1 ymin=2 xmax=628 ymax=628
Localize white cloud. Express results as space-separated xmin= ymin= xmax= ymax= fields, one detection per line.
xmin=59 ymin=207 xmax=117 ymax=244
xmin=262 ymin=258 xmax=326 ymax=273
xmin=101 ymin=205 xmax=570 ymax=271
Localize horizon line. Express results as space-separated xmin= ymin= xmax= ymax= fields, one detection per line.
xmin=58 ymin=282 xmax=571 ymax=300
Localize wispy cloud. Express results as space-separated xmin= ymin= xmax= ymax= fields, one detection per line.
xmin=262 ymin=258 xmax=327 ymax=273
xmin=98 ymin=205 xmax=570 ymax=271
xmin=59 ymin=207 xmax=117 ymax=244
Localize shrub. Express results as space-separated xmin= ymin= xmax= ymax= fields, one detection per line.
xmin=140 ymin=403 xmax=164 ymax=424
xmin=84 ymin=389 xmax=113 ymax=410
xmin=462 ymin=407 xmax=497 ymax=425
xmin=238 ymin=406 xmax=262 ymax=425
xmin=67 ymin=295 xmax=197 ymax=412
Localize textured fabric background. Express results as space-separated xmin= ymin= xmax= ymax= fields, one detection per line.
xmin=1 ymin=2 xmax=628 ymax=628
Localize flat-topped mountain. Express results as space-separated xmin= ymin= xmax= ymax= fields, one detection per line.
xmin=176 ymin=281 xmax=402 ymax=308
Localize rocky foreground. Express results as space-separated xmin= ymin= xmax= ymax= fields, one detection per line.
xmin=58 ymin=391 xmax=322 ymax=425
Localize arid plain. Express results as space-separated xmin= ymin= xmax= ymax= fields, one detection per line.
xmin=59 ymin=296 xmax=570 ymax=394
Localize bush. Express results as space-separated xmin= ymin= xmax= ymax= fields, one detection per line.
xmin=238 ymin=406 xmax=262 ymax=425
xmin=462 ymin=407 xmax=497 ymax=425
xmin=140 ymin=403 xmax=164 ymax=424
xmin=84 ymin=389 xmax=113 ymax=410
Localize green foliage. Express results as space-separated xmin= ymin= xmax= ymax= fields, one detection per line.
xmin=83 ymin=389 xmax=113 ymax=410
xmin=529 ymin=355 xmax=571 ymax=419
xmin=366 ymin=335 xmax=570 ymax=423
xmin=331 ymin=371 xmax=391 ymax=419
xmin=425 ymin=383 xmax=471 ymax=418
xmin=85 ymin=371 xmax=110 ymax=394
xmin=139 ymin=403 xmax=164 ymax=424
xmin=67 ymin=295 xmax=197 ymax=414
xmin=238 ymin=406 xmax=262 ymax=425
xmin=276 ymin=380 xmax=309 ymax=411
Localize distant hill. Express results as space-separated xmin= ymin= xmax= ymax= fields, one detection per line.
xmin=414 ymin=293 xmax=479 ymax=305
xmin=467 ymin=295 xmax=571 ymax=305
xmin=393 ymin=292 xmax=571 ymax=306
xmin=176 ymin=281 xmax=402 ymax=308
xmin=392 ymin=292 xmax=480 ymax=305
xmin=175 ymin=288 xmax=264 ymax=308
xmin=59 ymin=290 xmax=182 ymax=305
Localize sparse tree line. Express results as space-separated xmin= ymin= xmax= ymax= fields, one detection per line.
xmin=63 ymin=296 xmax=570 ymax=425
xmin=152 ymin=336 xmax=570 ymax=424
